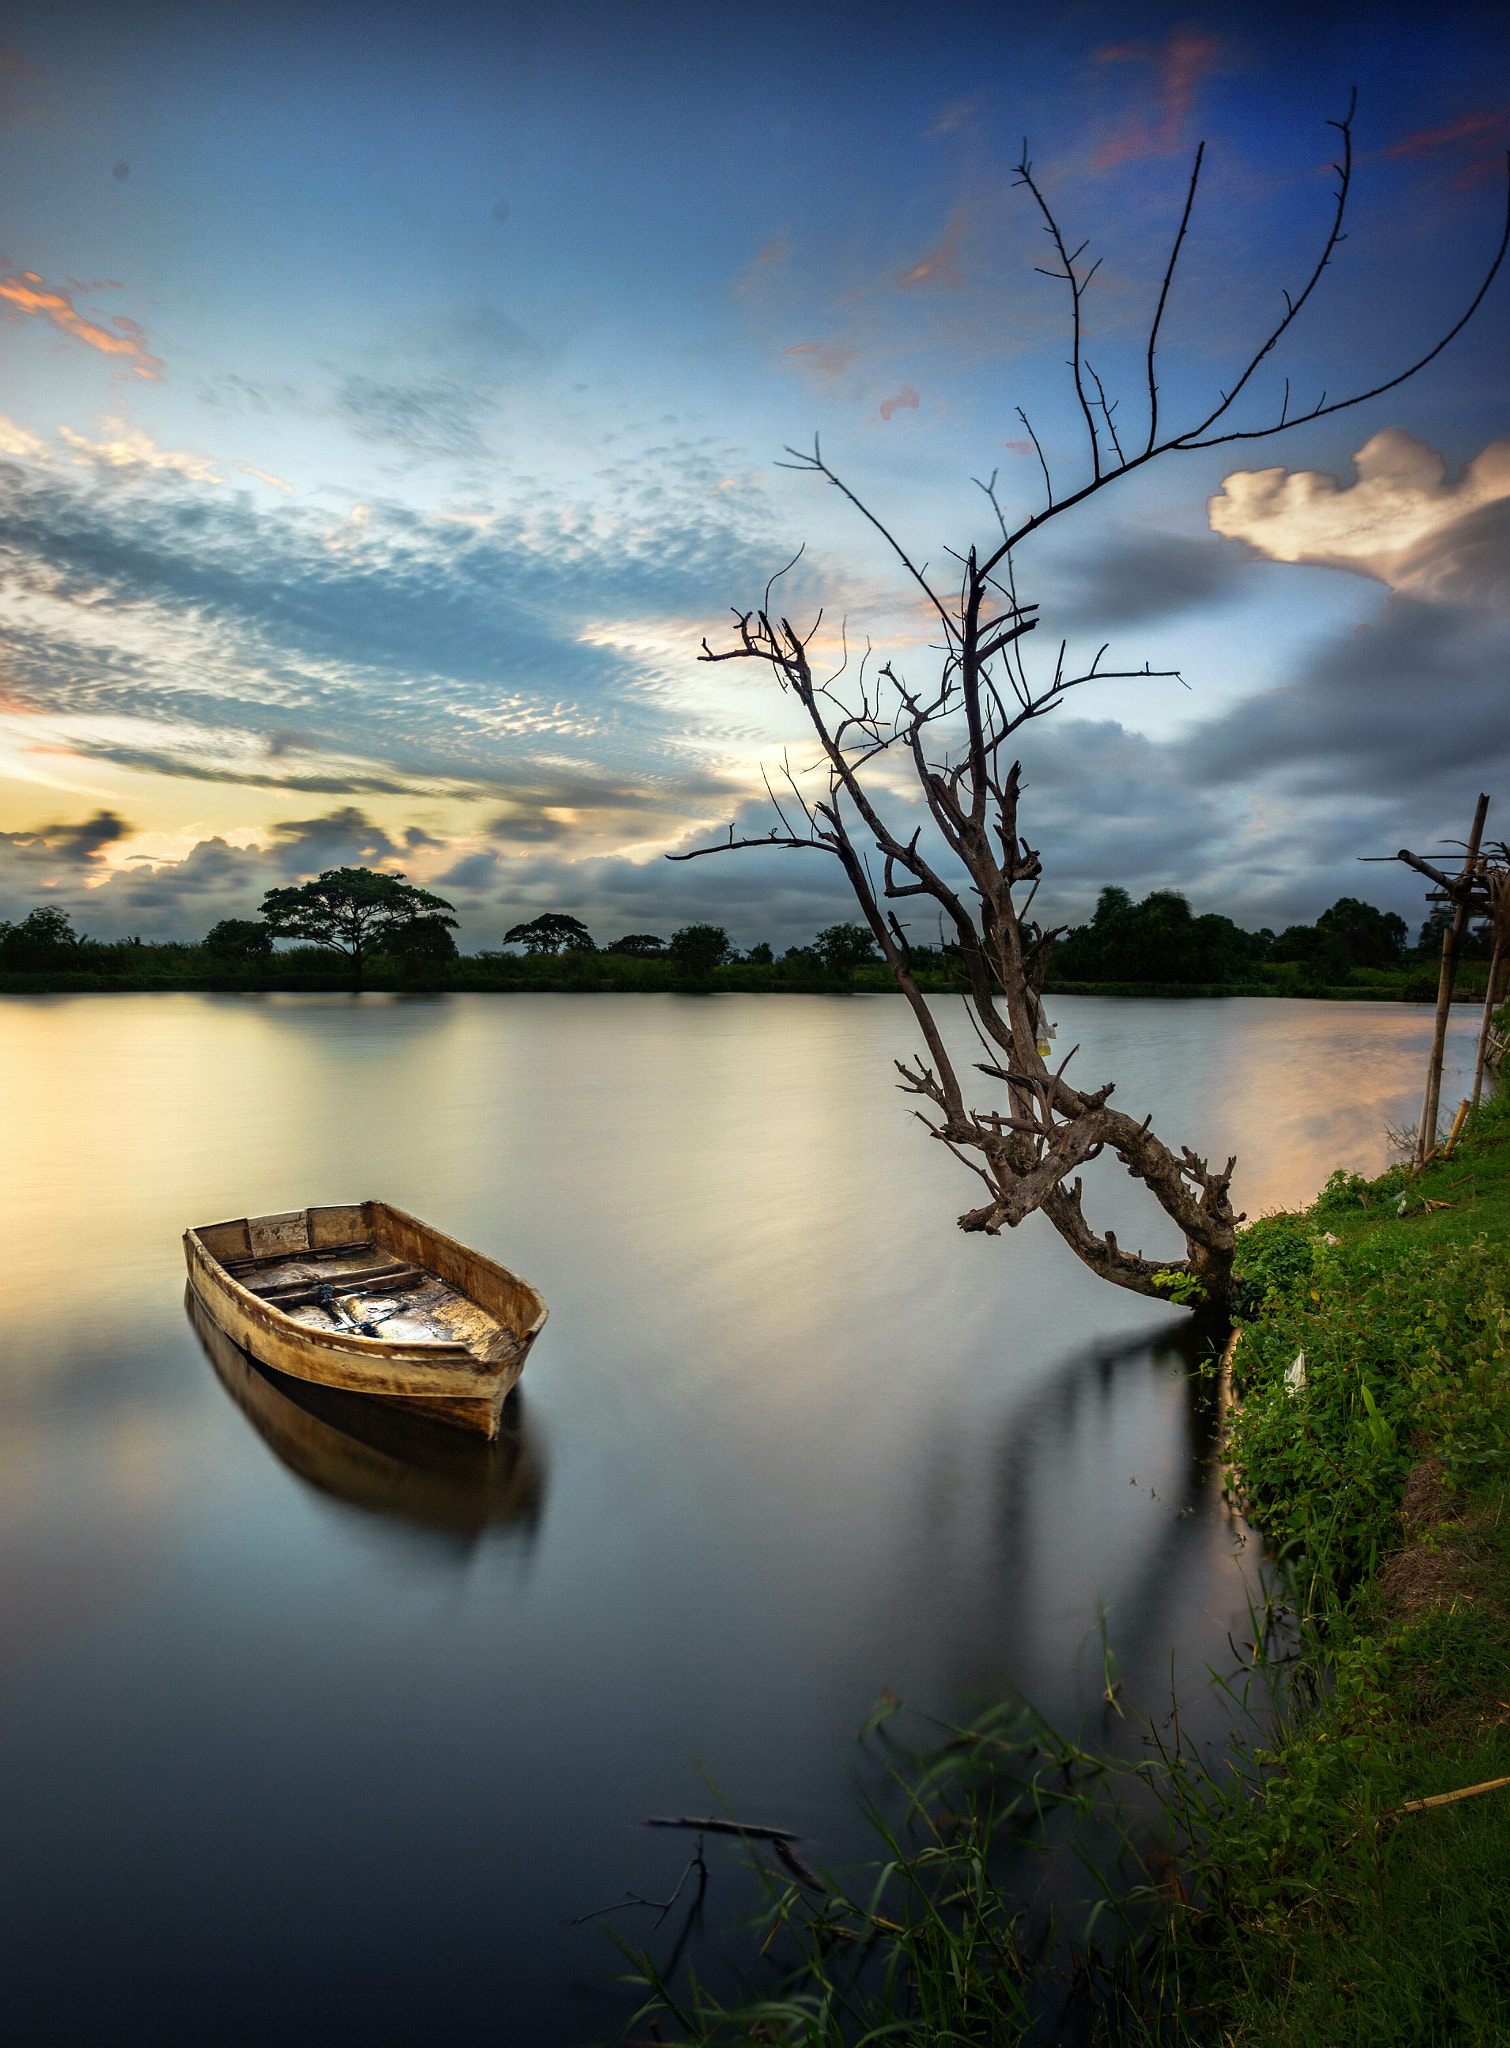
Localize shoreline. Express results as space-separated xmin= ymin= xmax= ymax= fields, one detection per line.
xmin=0 ymin=970 xmax=1483 ymax=1003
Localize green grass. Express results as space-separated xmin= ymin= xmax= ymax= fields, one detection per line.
xmin=1201 ymin=1471 xmax=1510 ymax=2046
xmin=1177 ymin=1083 xmax=1510 ymax=2042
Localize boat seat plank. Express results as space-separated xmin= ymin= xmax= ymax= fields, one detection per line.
xmin=247 ymin=1263 xmax=427 ymax=1303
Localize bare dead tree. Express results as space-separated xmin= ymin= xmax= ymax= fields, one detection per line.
xmin=672 ymin=104 xmax=1510 ymax=1312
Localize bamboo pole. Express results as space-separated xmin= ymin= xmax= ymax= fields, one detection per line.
xmin=1471 ymin=872 xmax=1510 ymax=1110
xmin=1416 ymin=792 xmax=1490 ymax=1169
xmin=1472 ymin=934 xmax=1504 ymax=1111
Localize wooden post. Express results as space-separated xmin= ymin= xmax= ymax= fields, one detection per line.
xmin=1416 ymin=792 xmax=1490 ymax=1168
xmin=1472 ymin=931 xmax=1505 ymax=1111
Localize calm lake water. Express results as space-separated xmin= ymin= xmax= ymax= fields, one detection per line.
xmin=0 ymin=992 xmax=1478 ymax=2043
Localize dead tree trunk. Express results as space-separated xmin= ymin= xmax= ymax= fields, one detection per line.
xmin=672 ymin=107 xmax=1509 ymax=1310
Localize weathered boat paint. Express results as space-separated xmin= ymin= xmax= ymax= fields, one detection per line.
xmin=183 ymin=1200 xmax=547 ymax=1438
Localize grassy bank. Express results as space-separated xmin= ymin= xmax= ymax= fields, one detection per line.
xmin=1180 ymin=1086 xmax=1510 ymax=2042
xmin=610 ymin=1091 xmax=1510 ymax=2044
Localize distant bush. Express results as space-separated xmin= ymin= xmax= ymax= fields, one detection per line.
xmin=668 ymin=923 xmax=734 ymax=976
xmin=204 ymin=918 xmax=274 ymax=959
xmin=0 ymin=904 xmax=83 ymax=969
xmin=813 ymin=921 xmax=879 ymax=979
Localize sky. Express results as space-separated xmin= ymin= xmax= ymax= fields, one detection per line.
xmin=1 ymin=0 xmax=1508 ymax=951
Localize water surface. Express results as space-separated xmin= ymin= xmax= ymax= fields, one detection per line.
xmin=0 ymin=993 xmax=1475 ymax=2042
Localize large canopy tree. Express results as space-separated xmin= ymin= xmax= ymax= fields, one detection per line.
xmin=674 ymin=103 xmax=1509 ymax=1314
xmin=503 ymin=912 xmax=595 ymax=954
xmin=260 ymin=867 xmax=456 ymax=987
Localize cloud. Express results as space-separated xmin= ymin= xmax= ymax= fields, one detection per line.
xmin=0 ymin=808 xmax=130 ymax=870
xmin=0 ymin=40 xmax=50 ymax=125
xmin=0 ymin=413 xmax=50 ymax=461
xmin=267 ymin=807 xmax=403 ymax=872
xmin=784 ymin=341 xmax=857 ymax=379
xmin=1183 ymin=595 xmax=1510 ymax=799
xmin=434 ymin=849 xmax=499 ymax=888
xmin=1208 ymin=430 xmax=1510 ymax=606
xmin=0 ymin=798 xmax=862 ymax=950
xmin=879 ymin=386 xmax=920 ymax=421
xmin=0 ymin=441 xmax=784 ymax=854
xmin=485 ymin=809 xmax=571 ymax=843
xmin=1386 ymin=105 xmax=1510 ymax=188
xmin=1093 ymin=29 xmax=1222 ymax=170
xmin=239 ymin=463 xmax=293 ymax=493
xmin=922 ymin=96 xmax=982 ymax=140
xmin=54 ymin=739 xmax=422 ymax=797
xmin=1045 ymin=531 xmax=1249 ymax=625
xmin=0 ymin=275 xmax=163 ymax=378
xmin=335 ymin=376 xmax=496 ymax=459
xmin=896 ymin=210 xmax=965 ymax=291
xmin=58 ymin=418 xmax=224 ymax=484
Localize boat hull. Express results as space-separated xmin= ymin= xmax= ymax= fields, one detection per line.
xmin=183 ymin=1200 xmax=546 ymax=1438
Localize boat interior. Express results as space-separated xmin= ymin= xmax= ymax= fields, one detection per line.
xmin=204 ymin=1206 xmax=518 ymax=1356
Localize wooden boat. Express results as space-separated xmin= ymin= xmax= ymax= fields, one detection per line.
xmin=183 ymin=1200 xmax=546 ymax=1438
xmin=186 ymin=1287 xmax=546 ymax=1537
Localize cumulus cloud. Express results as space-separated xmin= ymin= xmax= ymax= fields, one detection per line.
xmin=0 ymin=797 xmax=862 ymax=950
xmin=1208 ymin=429 xmax=1510 ymax=607
xmin=0 ymin=805 xmax=415 ymax=935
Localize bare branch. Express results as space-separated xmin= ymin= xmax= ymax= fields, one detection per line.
xmin=1146 ymin=141 xmax=1205 ymax=453
xmin=668 ymin=103 xmax=1505 ymax=1311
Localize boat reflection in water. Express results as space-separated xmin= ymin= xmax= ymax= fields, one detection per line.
xmin=187 ymin=1286 xmax=547 ymax=1546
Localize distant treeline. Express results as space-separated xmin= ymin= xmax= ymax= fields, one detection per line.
xmin=0 ymin=889 xmax=1489 ymax=1000
xmin=1043 ymin=887 xmax=1480 ymax=999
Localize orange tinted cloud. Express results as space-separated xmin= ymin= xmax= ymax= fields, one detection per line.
xmin=880 ymin=386 xmax=920 ymax=420
xmin=0 ymin=274 xmax=163 ymax=378
xmin=1389 ymin=107 xmax=1509 ymax=156
xmin=1094 ymin=29 xmax=1221 ymax=170
xmin=1386 ymin=105 xmax=1510 ymax=189
xmin=0 ymin=40 xmax=46 ymax=123
xmin=736 ymin=238 xmax=790 ymax=297
xmin=897 ymin=209 xmax=965 ymax=290
xmin=785 ymin=340 xmax=858 ymax=376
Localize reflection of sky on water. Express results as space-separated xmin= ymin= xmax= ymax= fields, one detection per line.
xmin=0 ymin=992 xmax=1478 ymax=2041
